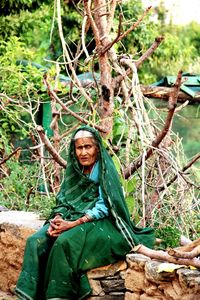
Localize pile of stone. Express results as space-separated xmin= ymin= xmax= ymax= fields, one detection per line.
xmin=87 ymin=254 xmax=200 ymax=300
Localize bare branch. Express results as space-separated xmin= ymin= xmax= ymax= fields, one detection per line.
xmin=114 ymin=36 xmax=164 ymax=88
xmin=177 ymin=238 xmax=200 ymax=252
xmin=118 ymin=6 xmax=152 ymax=42
xmin=44 ymin=75 xmax=107 ymax=134
xmin=100 ymin=13 xmax=123 ymax=55
xmin=37 ymin=125 xmax=67 ymax=168
xmin=101 ymin=6 xmax=152 ymax=55
xmin=135 ymin=244 xmax=200 ymax=269
xmin=0 ymin=93 xmax=12 ymax=110
xmin=0 ymin=147 xmax=22 ymax=165
xmin=136 ymin=36 xmax=164 ymax=68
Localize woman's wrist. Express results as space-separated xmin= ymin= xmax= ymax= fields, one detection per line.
xmin=78 ymin=214 xmax=92 ymax=224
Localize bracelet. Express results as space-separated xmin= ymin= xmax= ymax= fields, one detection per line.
xmin=78 ymin=215 xmax=92 ymax=224
xmin=85 ymin=214 xmax=92 ymax=221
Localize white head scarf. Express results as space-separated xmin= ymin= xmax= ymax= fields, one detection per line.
xmin=73 ymin=130 xmax=94 ymax=140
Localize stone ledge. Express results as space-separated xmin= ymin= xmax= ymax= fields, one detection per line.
xmin=0 ymin=211 xmax=44 ymax=293
xmin=0 ymin=211 xmax=44 ymax=229
xmin=0 ymin=211 xmax=200 ymax=300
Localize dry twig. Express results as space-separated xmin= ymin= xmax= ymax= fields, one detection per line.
xmin=123 ymin=70 xmax=182 ymax=179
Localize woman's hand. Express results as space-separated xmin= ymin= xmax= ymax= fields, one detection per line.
xmin=47 ymin=214 xmax=92 ymax=237
xmin=47 ymin=216 xmax=79 ymax=237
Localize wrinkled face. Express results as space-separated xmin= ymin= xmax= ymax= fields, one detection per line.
xmin=75 ymin=137 xmax=99 ymax=169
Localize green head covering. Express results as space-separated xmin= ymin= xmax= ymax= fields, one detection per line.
xmin=49 ymin=125 xmax=155 ymax=248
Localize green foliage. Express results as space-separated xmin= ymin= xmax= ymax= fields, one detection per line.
xmin=0 ymin=0 xmax=51 ymax=16
xmin=0 ymin=156 xmax=55 ymax=218
xmin=155 ymin=225 xmax=181 ymax=249
xmin=138 ymin=27 xmax=197 ymax=83
xmin=0 ymin=4 xmax=54 ymax=63
xmin=0 ymin=37 xmax=47 ymax=139
xmin=154 ymin=209 xmax=200 ymax=248
xmin=0 ymin=37 xmax=42 ymax=94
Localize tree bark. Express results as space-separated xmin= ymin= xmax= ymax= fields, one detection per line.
xmin=93 ymin=0 xmax=114 ymax=136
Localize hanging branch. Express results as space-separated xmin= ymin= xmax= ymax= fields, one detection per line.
xmin=56 ymin=0 xmax=95 ymax=112
xmin=37 ymin=125 xmax=67 ymax=168
xmin=123 ymin=70 xmax=183 ymax=179
xmin=158 ymin=151 xmax=200 ymax=192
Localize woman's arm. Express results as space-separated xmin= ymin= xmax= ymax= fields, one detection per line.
xmin=86 ymin=161 xmax=109 ymax=220
xmin=85 ymin=186 xmax=109 ymax=220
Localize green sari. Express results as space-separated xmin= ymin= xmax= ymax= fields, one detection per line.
xmin=15 ymin=126 xmax=154 ymax=300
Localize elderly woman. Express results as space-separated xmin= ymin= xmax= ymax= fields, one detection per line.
xmin=15 ymin=126 xmax=154 ymax=300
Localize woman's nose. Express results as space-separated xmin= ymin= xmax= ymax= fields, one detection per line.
xmin=81 ymin=147 xmax=87 ymax=155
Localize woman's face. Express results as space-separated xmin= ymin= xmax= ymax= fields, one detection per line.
xmin=75 ymin=137 xmax=99 ymax=169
